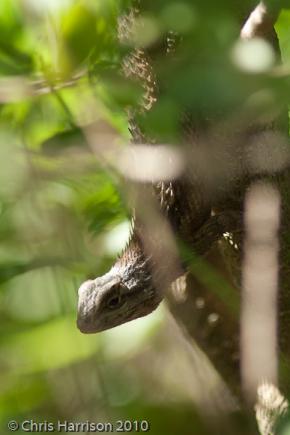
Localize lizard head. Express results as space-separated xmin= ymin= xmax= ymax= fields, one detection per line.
xmin=77 ymin=245 xmax=162 ymax=333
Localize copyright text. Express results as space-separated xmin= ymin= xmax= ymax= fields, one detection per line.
xmin=7 ymin=419 xmax=150 ymax=432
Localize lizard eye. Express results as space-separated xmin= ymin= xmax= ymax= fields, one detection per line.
xmin=107 ymin=294 xmax=123 ymax=309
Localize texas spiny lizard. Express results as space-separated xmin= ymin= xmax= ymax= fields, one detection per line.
xmin=76 ymin=1 xmax=290 ymax=383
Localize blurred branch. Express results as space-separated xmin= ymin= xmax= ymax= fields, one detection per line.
xmin=0 ymin=70 xmax=86 ymax=103
xmin=241 ymin=183 xmax=280 ymax=402
xmin=241 ymin=2 xmax=278 ymax=44
xmin=0 ymin=256 xmax=71 ymax=286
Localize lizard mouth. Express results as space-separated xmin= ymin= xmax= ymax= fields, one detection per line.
xmin=76 ymin=317 xmax=97 ymax=334
xmin=76 ymin=313 xmax=124 ymax=333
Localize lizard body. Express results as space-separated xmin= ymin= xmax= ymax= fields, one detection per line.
xmin=77 ymin=2 xmax=290 ymax=345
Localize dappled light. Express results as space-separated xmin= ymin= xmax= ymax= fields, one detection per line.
xmin=1 ymin=1 xmax=290 ymax=434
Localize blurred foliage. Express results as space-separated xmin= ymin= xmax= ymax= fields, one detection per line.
xmin=0 ymin=0 xmax=290 ymax=434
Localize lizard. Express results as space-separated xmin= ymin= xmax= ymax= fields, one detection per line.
xmin=77 ymin=1 xmax=284 ymax=335
xmin=76 ymin=7 xmax=290 ymax=401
